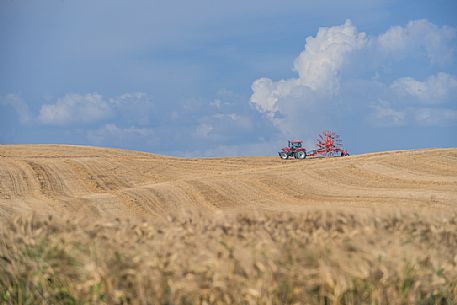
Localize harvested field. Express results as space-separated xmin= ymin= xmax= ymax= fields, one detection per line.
xmin=0 ymin=145 xmax=456 ymax=304
xmin=0 ymin=145 xmax=456 ymax=219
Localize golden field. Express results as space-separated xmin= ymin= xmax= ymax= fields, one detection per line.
xmin=0 ymin=145 xmax=456 ymax=304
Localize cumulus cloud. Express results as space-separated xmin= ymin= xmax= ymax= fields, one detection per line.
xmin=391 ymin=73 xmax=457 ymax=103
xmin=87 ymin=123 xmax=157 ymax=146
xmin=293 ymin=19 xmax=367 ymax=92
xmin=377 ymin=19 xmax=456 ymax=65
xmin=369 ymin=103 xmax=457 ymax=127
xmin=35 ymin=92 xmax=160 ymax=147
xmin=250 ymin=19 xmax=457 ymax=136
xmin=0 ymin=94 xmax=32 ymax=124
xmin=38 ymin=92 xmax=157 ymax=126
xmin=250 ymin=20 xmax=366 ymax=117
xmin=39 ymin=93 xmax=112 ymax=125
xmin=110 ymin=92 xmax=155 ymax=126
xmin=194 ymin=112 xmax=256 ymax=143
xmin=195 ymin=123 xmax=214 ymax=138
xmin=30 ymin=88 xmax=274 ymax=156
xmin=370 ymin=101 xmax=406 ymax=127
xmin=413 ymin=108 xmax=457 ymax=126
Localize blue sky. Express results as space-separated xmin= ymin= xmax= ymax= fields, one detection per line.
xmin=1 ymin=0 xmax=456 ymax=156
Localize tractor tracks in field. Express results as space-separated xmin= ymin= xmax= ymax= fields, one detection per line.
xmin=0 ymin=145 xmax=456 ymax=218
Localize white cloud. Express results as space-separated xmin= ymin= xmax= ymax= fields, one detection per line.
xmin=250 ymin=20 xmax=367 ymax=137
xmin=0 ymin=94 xmax=32 ymax=124
xmin=87 ymin=123 xmax=157 ymax=146
xmin=38 ymin=92 xmax=156 ymax=126
xmin=378 ymin=19 xmax=456 ymax=65
xmin=250 ymin=19 xmax=457 ymax=134
xmin=391 ymin=73 xmax=457 ymax=103
xmin=413 ymin=108 xmax=457 ymax=126
xmin=250 ymin=20 xmax=366 ymax=117
xmin=210 ymin=97 xmax=233 ymax=110
xmin=110 ymin=92 xmax=155 ymax=126
xmin=195 ymin=123 xmax=213 ymax=138
xmin=39 ymin=93 xmax=112 ymax=125
xmin=369 ymin=104 xmax=457 ymax=127
xmin=214 ymin=113 xmax=242 ymax=121
xmin=194 ymin=113 xmax=254 ymax=140
xmin=250 ymin=77 xmax=286 ymax=113
xmin=293 ymin=19 xmax=367 ymax=92
xmin=370 ymin=101 xmax=406 ymax=127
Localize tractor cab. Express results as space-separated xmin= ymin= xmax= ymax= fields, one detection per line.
xmin=289 ymin=140 xmax=302 ymax=150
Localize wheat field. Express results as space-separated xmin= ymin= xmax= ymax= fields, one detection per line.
xmin=0 ymin=145 xmax=456 ymax=304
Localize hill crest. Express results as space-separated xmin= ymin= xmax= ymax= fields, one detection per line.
xmin=0 ymin=145 xmax=456 ymax=219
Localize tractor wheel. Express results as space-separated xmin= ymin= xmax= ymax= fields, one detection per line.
xmin=296 ymin=151 xmax=306 ymax=159
xmin=280 ymin=152 xmax=289 ymax=160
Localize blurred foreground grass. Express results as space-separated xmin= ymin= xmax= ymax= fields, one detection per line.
xmin=1 ymin=210 xmax=456 ymax=305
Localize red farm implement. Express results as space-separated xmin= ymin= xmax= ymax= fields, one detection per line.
xmin=278 ymin=130 xmax=349 ymax=160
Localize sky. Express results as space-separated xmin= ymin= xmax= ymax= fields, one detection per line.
xmin=1 ymin=0 xmax=456 ymax=156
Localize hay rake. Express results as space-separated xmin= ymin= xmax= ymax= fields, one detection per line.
xmin=278 ymin=130 xmax=349 ymax=159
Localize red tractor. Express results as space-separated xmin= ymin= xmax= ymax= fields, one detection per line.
xmin=278 ymin=131 xmax=349 ymax=160
xmin=278 ymin=140 xmax=306 ymax=159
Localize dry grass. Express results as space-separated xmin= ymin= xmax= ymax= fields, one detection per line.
xmin=1 ymin=209 xmax=456 ymax=305
xmin=2 ymin=145 xmax=456 ymax=220
xmin=1 ymin=146 xmax=456 ymax=304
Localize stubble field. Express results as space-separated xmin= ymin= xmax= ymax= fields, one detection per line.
xmin=0 ymin=145 xmax=456 ymax=304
